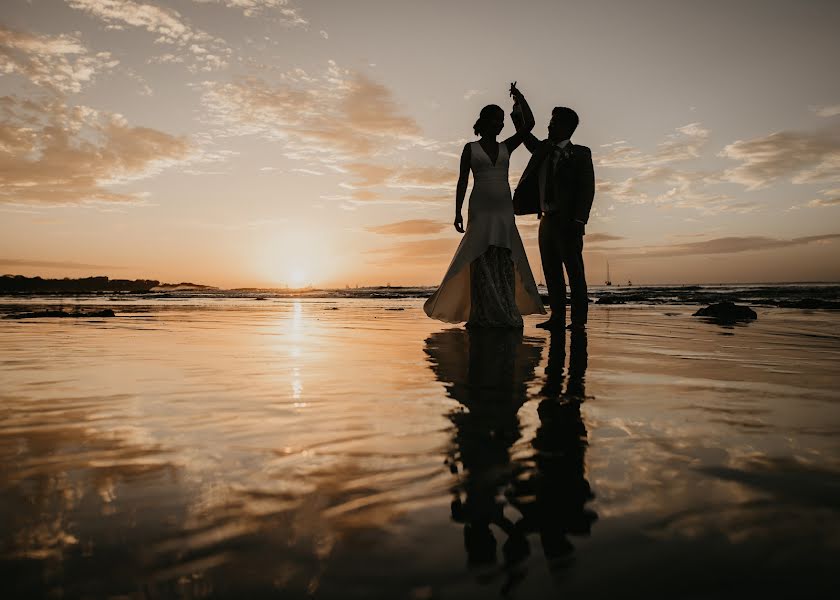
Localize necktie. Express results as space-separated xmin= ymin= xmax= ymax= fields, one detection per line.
xmin=544 ymin=145 xmax=561 ymax=211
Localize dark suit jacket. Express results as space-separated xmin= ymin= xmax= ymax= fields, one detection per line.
xmin=513 ymin=136 xmax=595 ymax=228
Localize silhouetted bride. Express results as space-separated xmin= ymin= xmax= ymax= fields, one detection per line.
xmin=424 ymin=84 xmax=546 ymax=328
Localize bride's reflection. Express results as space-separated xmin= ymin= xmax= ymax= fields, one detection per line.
xmin=425 ymin=328 xmax=541 ymax=570
xmin=423 ymin=327 xmax=596 ymax=586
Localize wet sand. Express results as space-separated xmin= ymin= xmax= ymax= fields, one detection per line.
xmin=1 ymin=298 xmax=839 ymax=598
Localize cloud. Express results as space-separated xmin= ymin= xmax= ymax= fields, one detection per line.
xmin=0 ymin=258 xmax=122 ymax=270
xmin=343 ymin=163 xmax=396 ymax=186
xmin=341 ymin=162 xmax=453 ymax=191
xmin=182 ymin=217 xmax=288 ymax=231
xmin=192 ymin=0 xmax=307 ymax=23
xmin=401 ymin=192 xmax=450 ymax=203
xmin=350 ymin=189 xmax=380 ymax=201
xmin=201 ymin=63 xmax=420 ymax=160
xmin=597 ymin=166 xmax=746 ymax=214
xmin=201 ymin=62 xmax=459 ymax=203
xmin=810 ymin=104 xmax=840 ymax=118
xmin=0 ymin=95 xmax=190 ymax=206
xmin=463 ymin=89 xmax=484 ymax=101
xmin=66 ymin=0 xmax=231 ymax=70
xmin=594 ymin=233 xmax=840 ymax=260
xmin=597 ymin=123 xmax=710 ymax=169
xmin=366 ymin=219 xmax=446 ymax=235
xmin=365 ymin=237 xmax=460 ymax=266
xmin=392 ymin=166 xmax=454 ymax=189
xmin=807 ymin=188 xmax=840 ymax=207
xmin=0 ymin=26 xmax=118 ymax=93
xmin=720 ymin=128 xmax=840 ymax=190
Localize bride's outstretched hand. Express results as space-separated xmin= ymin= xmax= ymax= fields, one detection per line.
xmin=509 ymin=81 xmax=524 ymax=103
xmin=454 ymin=213 xmax=464 ymax=233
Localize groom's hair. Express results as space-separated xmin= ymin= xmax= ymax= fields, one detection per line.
xmin=551 ymin=107 xmax=579 ymax=135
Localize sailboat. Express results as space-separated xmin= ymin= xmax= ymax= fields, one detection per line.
xmin=605 ymin=261 xmax=612 ymax=286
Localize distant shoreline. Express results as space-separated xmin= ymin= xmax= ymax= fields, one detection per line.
xmin=0 ymin=275 xmax=217 ymax=294
xmin=2 ymin=274 xmax=839 ymax=294
xmin=1 ymin=280 xmax=838 ymax=310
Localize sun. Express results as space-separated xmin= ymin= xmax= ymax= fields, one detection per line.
xmin=251 ymin=228 xmax=337 ymax=289
xmin=288 ymin=269 xmax=308 ymax=289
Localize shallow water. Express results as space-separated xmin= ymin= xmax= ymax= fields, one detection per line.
xmin=1 ymin=298 xmax=839 ymax=598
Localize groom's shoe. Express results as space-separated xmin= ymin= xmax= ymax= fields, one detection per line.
xmin=536 ymin=319 xmax=566 ymax=330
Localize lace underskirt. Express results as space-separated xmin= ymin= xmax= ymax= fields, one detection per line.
xmin=467 ymin=245 xmax=524 ymax=328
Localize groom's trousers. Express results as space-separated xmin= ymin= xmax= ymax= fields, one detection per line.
xmin=538 ymin=213 xmax=588 ymax=325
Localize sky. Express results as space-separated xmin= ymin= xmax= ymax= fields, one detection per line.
xmin=1 ymin=0 xmax=839 ymax=288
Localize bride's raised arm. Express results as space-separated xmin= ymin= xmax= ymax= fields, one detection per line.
xmin=505 ymin=83 xmax=538 ymax=154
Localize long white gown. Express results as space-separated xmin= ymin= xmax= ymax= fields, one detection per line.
xmin=424 ymin=141 xmax=546 ymax=325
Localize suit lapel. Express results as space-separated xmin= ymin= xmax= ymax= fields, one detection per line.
xmin=520 ymin=140 xmax=552 ymax=183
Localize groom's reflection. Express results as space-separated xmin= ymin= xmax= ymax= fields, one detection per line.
xmin=509 ymin=328 xmax=597 ymax=571
xmin=423 ymin=326 xmax=597 ymax=586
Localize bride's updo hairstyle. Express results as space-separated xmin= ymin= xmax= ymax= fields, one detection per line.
xmin=473 ymin=104 xmax=504 ymax=136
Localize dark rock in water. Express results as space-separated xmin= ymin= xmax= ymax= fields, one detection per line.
xmin=4 ymin=309 xmax=116 ymax=320
xmin=596 ymin=295 xmax=626 ymax=305
xmin=693 ymin=302 xmax=756 ymax=322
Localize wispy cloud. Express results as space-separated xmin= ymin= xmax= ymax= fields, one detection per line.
xmin=807 ymin=188 xmax=840 ymax=208
xmin=0 ymin=95 xmax=190 ymax=206
xmin=342 ymin=163 xmax=454 ymax=192
xmin=810 ymin=104 xmax=840 ymax=118
xmin=720 ymin=127 xmax=840 ymax=190
xmin=192 ymin=0 xmax=307 ymax=23
xmin=201 ymin=62 xmax=420 ymax=160
xmin=366 ymin=219 xmax=446 ymax=235
xmin=596 ymin=166 xmax=747 ymax=214
xmin=66 ymin=0 xmax=231 ymax=71
xmin=365 ymin=237 xmax=460 ymax=267
xmin=200 ymin=63 xmax=457 ymax=202
xmin=0 ymin=257 xmax=123 ymax=270
xmin=0 ymin=26 xmax=118 ymax=94
xmin=597 ymin=123 xmax=710 ymax=169
xmin=591 ymin=233 xmax=840 ymax=260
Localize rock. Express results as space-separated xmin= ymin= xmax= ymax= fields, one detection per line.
xmin=692 ymin=302 xmax=756 ymax=322
xmin=596 ymin=295 xmax=626 ymax=305
xmin=4 ymin=309 xmax=116 ymax=320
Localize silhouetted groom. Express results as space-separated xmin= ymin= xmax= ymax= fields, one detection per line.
xmin=512 ymin=103 xmax=595 ymax=330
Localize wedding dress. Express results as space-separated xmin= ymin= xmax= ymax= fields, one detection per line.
xmin=424 ymin=141 xmax=546 ymax=326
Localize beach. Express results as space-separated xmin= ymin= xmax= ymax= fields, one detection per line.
xmin=1 ymin=296 xmax=839 ymax=598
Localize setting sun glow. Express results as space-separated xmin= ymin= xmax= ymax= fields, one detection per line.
xmin=253 ymin=230 xmax=333 ymax=288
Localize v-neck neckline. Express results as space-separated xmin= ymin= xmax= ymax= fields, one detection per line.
xmin=477 ymin=141 xmax=501 ymax=167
